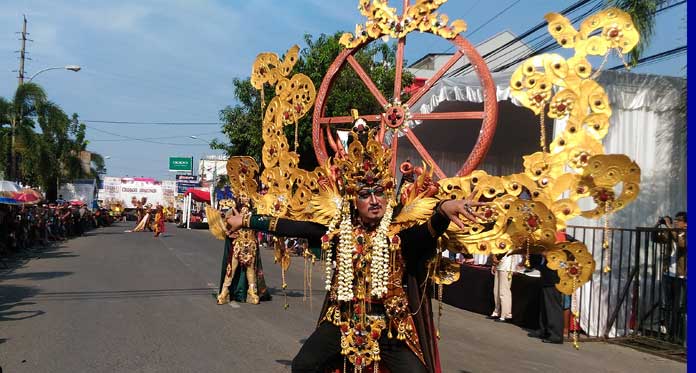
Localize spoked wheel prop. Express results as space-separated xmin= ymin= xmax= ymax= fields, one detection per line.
xmin=312 ymin=0 xmax=499 ymax=179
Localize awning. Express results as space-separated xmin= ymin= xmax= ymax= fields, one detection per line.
xmin=184 ymin=188 xmax=211 ymax=203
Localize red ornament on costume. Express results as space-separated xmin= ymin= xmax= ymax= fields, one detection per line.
xmin=527 ymin=216 xmax=539 ymax=228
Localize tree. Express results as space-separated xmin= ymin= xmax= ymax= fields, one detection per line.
xmin=0 ymin=82 xmax=104 ymax=200
xmin=212 ymin=32 xmax=413 ymax=171
xmin=0 ymin=82 xmax=47 ymax=180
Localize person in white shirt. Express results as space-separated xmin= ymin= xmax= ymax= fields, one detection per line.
xmin=489 ymin=252 xmax=523 ymax=322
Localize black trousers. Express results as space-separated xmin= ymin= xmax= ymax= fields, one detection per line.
xmin=538 ymin=286 xmax=564 ymax=343
xmin=661 ymin=275 xmax=687 ymax=341
xmin=291 ymin=322 xmax=427 ymax=373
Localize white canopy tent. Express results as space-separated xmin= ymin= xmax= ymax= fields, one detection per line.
xmin=398 ymin=69 xmax=686 ymax=337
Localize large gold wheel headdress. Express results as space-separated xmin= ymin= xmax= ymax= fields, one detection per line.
xmin=312 ymin=0 xmax=499 ymax=179
xmin=226 ymin=3 xmax=643 ymax=308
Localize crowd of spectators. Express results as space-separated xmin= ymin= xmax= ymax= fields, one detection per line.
xmin=0 ymin=203 xmax=113 ymax=262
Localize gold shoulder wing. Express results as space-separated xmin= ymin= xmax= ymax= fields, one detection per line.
xmin=206 ymin=206 xmax=227 ymax=241
xmin=391 ymin=197 xmax=438 ymax=232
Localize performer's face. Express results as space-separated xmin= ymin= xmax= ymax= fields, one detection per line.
xmin=355 ymin=185 xmax=386 ymax=225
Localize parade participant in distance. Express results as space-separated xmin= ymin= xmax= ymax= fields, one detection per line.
xmin=153 ymin=205 xmax=166 ymax=238
xmin=216 ymin=195 xmax=271 ymax=305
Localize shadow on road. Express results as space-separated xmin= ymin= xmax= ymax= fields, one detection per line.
xmin=0 ymin=285 xmax=44 ymax=322
xmin=0 ymin=271 xmax=73 ymax=281
xmin=34 ymin=252 xmax=79 ymax=259
xmin=268 ymin=287 xmax=305 ymax=298
xmin=0 ymin=243 xmax=68 ymax=269
xmin=27 ymin=287 xmax=214 ymax=301
xmin=83 ymin=231 xmax=127 ymax=237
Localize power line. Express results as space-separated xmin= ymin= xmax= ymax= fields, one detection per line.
xmin=443 ymin=0 xmax=600 ymax=78
xmin=408 ymin=0 xmax=524 ymax=78
xmin=608 ymin=45 xmax=687 ymax=70
xmin=86 ymin=126 xmax=217 ymax=146
xmin=89 ymin=131 xmax=222 ymax=142
xmin=464 ymin=0 xmax=522 ymax=40
xmin=458 ymin=0 xmax=684 ymax=76
xmin=83 ymin=119 xmax=221 ymax=126
xmin=482 ymin=1 xmax=603 ymax=71
xmin=442 ymin=0 xmax=524 ymax=55
xmin=488 ymin=0 xmax=685 ymax=74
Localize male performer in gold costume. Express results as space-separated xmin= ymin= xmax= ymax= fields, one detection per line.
xmin=225 ymin=123 xmax=482 ymax=373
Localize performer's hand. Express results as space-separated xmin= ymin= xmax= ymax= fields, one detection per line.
xmin=439 ymin=197 xmax=487 ymax=230
xmin=225 ymin=207 xmax=243 ymax=234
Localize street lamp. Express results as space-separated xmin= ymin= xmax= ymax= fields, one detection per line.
xmin=189 ymin=135 xmax=210 ymax=142
xmin=26 ymin=65 xmax=81 ymax=83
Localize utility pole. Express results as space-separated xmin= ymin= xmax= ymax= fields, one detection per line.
xmin=10 ymin=15 xmax=28 ymax=180
xmin=18 ymin=15 xmax=27 ymax=85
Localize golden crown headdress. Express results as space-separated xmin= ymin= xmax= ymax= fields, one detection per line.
xmin=332 ymin=128 xmax=395 ymax=199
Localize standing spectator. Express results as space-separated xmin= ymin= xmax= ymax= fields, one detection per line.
xmin=527 ymin=231 xmax=574 ymax=344
xmin=489 ymin=252 xmax=523 ymax=322
xmin=654 ymin=212 xmax=687 ymax=339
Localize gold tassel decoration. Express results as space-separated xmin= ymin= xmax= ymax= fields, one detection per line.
xmin=437 ymin=283 xmax=443 ymax=340
xmin=539 ymin=107 xmax=547 ymax=153
xmin=282 ymin=267 xmax=289 ymax=310
xmin=260 ymin=87 xmax=265 ymax=112
xmin=617 ymin=49 xmax=631 ymax=71
xmin=309 ymin=254 xmax=314 ymax=311
xmin=572 ymin=277 xmax=580 ymax=350
xmin=397 ymin=321 xmax=407 ymax=340
xmin=590 ymin=52 xmax=610 ymax=80
xmin=294 ymin=120 xmax=300 ymax=151
xmin=602 ymin=202 xmax=612 ymax=273
xmin=303 ymin=255 xmax=308 ymax=303
xmin=524 ymin=239 xmax=531 ymax=268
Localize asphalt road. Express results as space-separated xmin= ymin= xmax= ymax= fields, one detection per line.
xmin=0 ymin=223 xmax=686 ymax=372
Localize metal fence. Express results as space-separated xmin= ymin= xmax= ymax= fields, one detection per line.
xmin=566 ymin=225 xmax=686 ymax=348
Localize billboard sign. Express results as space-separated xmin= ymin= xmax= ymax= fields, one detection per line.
xmin=169 ymin=157 xmax=193 ymax=173
xmin=177 ymin=181 xmax=200 ymax=194
xmin=175 ymin=174 xmax=198 ymax=181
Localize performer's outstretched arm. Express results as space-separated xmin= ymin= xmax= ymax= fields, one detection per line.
xmin=227 ymin=212 xmax=326 ymax=244
xmin=400 ymin=198 xmax=486 ymax=266
xmin=399 ymin=204 xmax=450 ymax=265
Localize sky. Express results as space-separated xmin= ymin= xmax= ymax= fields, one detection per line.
xmin=0 ymin=0 xmax=687 ymax=181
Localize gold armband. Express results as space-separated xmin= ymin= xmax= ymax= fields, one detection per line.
xmin=269 ymin=216 xmax=279 ymax=232
xmin=242 ymin=213 xmax=252 ymax=228
xmin=427 ymin=217 xmax=438 ymax=238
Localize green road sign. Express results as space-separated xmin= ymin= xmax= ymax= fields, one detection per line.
xmin=169 ymin=157 xmax=193 ymax=172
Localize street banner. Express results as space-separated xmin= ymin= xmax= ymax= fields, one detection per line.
xmin=176 ymin=181 xmax=200 ymax=194
xmin=162 ymin=180 xmax=177 ymax=205
xmin=175 ymin=174 xmax=198 ymax=181
xmin=169 ymin=157 xmax=193 ymax=173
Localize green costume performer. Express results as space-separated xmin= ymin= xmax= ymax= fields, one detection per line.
xmin=217 ymin=236 xmax=271 ymax=304
xmin=216 ymin=199 xmax=271 ymax=305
